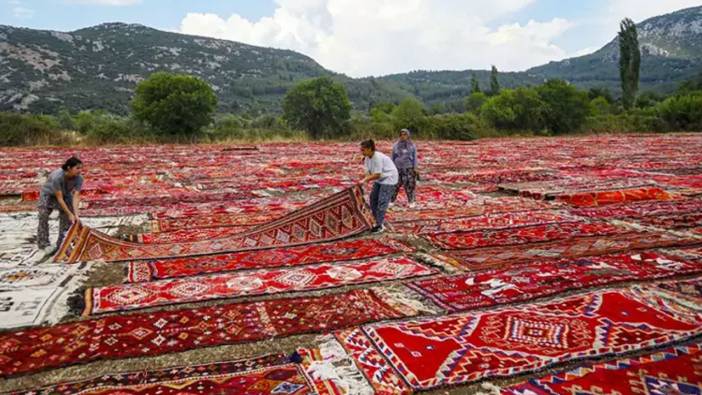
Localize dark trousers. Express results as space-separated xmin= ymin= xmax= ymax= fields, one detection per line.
xmin=370 ymin=183 xmax=396 ymax=227
xmin=37 ymin=198 xmax=73 ymax=249
xmin=392 ymin=168 xmax=417 ymax=203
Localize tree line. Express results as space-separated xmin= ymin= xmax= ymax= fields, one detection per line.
xmin=1 ymin=18 xmax=700 ymax=146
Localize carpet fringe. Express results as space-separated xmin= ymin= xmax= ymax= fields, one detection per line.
xmin=303 ymin=336 xmax=375 ymax=395
xmin=476 ymin=382 xmax=502 ymax=395
xmin=415 ymin=252 xmax=461 ymax=274
xmin=373 ymin=285 xmax=438 ymax=315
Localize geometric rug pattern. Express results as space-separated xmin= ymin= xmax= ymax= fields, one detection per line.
xmin=391 ymin=210 xmax=577 ymax=235
xmin=425 ymin=221 xmax=628 ymax=250
xmin=501 ymin=342 xmax=702 ymax=395
xmin=20 ymin=353 xmax=314 ymax=394
xmin=87 ymin=256 xmax=436 ymax=314
xmin=127 ymin=238 xmax=409 ymax=282
xmin=338 ymin=286 xmax=702 ymax=391
xmin=443 ymin=231 xmax=695 ymax=270
xmin=408 ymin=251 xmax=702 ymax=312
xmin=55 ymin=186 xmax=374 ymax=263
xmin=0 ymin=288 xmax=410 ymax=378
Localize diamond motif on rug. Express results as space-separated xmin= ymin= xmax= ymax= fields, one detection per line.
xmin=169 ymin=282 xmax=211 ymax=297
xmin=225 ymin=276 xmax=264 ymax=291
xmin=108 ymin=287 xmax=153 ymax=305
xmin=503 ymin=316 xmax=569 ymax=350
xmin=275 ymin=271 xmax=315 ymax=286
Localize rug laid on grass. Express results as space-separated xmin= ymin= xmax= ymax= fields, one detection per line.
xmin=556 ymin=186 xmax=672 ymax=207
xmin=0 ymin=288 xmax=417 ymax=378
xmin=334 ymin=287 xmax=702 ymax=391
xmin=500 ymin=342 xmax=702 ymax=395
xmin=127 ymin=238 xmax=410 ymax=282
xmin=407 ymin=251 xmax=702 ymax=312
xmin=424 ymin=221 xmax=626 ymax=250
xmin=498 ymin=177 xmax=657 ymax=199
xmin=570 ymin=198 xmax=702 ymax=219
xmin=17 ymin=353 xmax=314 ymax=395
xmin=55 ymin=186 xmax=374 ymax=263
xmin=391 ymin=210 xmax=577 ymax=235
xmin=85 ymin=256 xmax=436 ymax=315
xmin=633 ymin=211 xmax=702 ymax=230
xmin=442 ymin=231 xmax=695 ymax=270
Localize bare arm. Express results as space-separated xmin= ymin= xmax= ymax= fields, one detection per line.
xmin=72 ymin=191 xmax=81 ymax=220
xmin=55 ymin=191 xmax=76 ymax=222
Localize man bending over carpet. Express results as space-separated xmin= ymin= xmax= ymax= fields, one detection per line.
xmin=359 ymin=139 xmax=398 ymax=233
xmin=37 ymin=156 xmax=84 ymax=256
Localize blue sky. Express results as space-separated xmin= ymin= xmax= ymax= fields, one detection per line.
xmin=1 ymin=0 xmax=698 ymax=76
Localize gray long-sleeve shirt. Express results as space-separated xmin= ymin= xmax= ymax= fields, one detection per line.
xmin=392 ymin=141 xmax=417 ymax=169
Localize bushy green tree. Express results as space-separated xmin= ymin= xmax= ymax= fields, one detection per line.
xmin=283 ymin=77 xmax=351 ymax=139
xmin=536 ymin=80 xmax=591 ymax=134
xmin=588 ymin=87 xmax=614 ymax=104
xmin=481 ymin=87 xmax=546 ymax=131
xmin=619 ymin=18 xmax=641 ymax=110
xmin=590 ymin=97 xmax=613 ymax=116
xmin=132 ymin=72 xmax=218 ymax=136
xmin=391 ymin=98 xmax=428 ymax=135
xmin=428 ymin=113 xmax=481 ymax=140
xmin=465 ymin=92 xmax=488 ymax=113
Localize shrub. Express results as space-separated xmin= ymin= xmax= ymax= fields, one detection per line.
xmin=481 ymin=87 xmax=547 ymax=132
xmin=0 ymin=112 xmax=69 ymax=146
xmin=657 ymin=93 xmax=702 ymax=131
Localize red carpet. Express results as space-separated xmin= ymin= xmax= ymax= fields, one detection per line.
xmin=338 ymin=287 xmax=702 ymax=391
xmin=55 ymin=186 xmax=374 ymax=263
xmin=408 ymin=251 xmax=702 ymax=312
xmin=425 ymin=221 xmax=626 ymax=250
xmin=501 ymin=342 xmax=702 ymax=395
xmin=392 ymin=210 xmax=577 ymax=234
xmin=0 ymin=289 xmax=410 ymax=378
xmin=443 ymin=231 xmax=695 ymax=270
xmin=556 ymin=186 xmax=671 ymax=207
xmin=137 ymin=225 xmax=252 ymax=244
xmin=88 ymin=256 xmax=436 ymax=314
xmin=18 ymin=353 xmax=313 ymax=395
xmin=127 ymin=238 xmax=409 ymax=282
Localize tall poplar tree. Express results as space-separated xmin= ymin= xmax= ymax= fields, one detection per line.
xmin=619 ymin=18 xmax=641 ymax=110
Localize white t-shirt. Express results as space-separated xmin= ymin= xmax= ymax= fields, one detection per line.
xmin=364 ymin=151 xmax=399 ymax=185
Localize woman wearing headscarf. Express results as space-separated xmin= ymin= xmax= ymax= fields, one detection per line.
xmin=391 ymin=128 xmax=418 ymax=208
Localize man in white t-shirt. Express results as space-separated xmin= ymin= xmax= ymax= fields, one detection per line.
xmin=358 ymin=139 xmax=399 ymax=233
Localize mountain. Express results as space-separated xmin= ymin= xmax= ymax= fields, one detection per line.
xmin=381 ymin=6 xmax=702 ymax=105
xmin=1 ymin=6 xmax=701 ymax=114
xmin=526 ymin=6 xmax=702 ymax=92
xmin=0 ymin=23 xmax=406 ymax=114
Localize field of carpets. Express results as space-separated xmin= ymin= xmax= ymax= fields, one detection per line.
xmin=1 ymin=134 xmax=702 ymax=394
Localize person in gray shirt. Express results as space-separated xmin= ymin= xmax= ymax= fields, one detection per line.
xmin=391 ymin=128 xmax=419 ymax=207
xmin=37 ymin=156 xmax=84 ymax=254
xmin=358 ymin=139 xmax=398 ymax=233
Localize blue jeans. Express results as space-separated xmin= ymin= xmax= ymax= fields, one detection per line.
xmin=370 ymin=183 xmax=396 ymax=227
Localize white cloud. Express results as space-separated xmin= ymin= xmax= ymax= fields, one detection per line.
xmin=66 ymin=0 xmax=142 ymax=6
xmin=179 ymin=0 xmax=574 ymax=77
xmin=12 ymin=6 xmax=34 ymax=18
